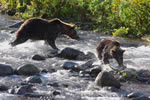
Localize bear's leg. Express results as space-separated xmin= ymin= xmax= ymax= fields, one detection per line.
xmin=102 ymin=53 xmax=109 ymax=64
xmin=47 ymin=40 xmax=59 ymax=50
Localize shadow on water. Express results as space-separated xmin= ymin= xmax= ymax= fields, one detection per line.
xmin=0 ymin=14 xmax=150 ymax=99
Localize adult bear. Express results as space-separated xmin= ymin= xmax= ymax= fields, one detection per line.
xmin=96 ymin=39 xmax=125 ymax=68
xmin=10 ymin=18 xmax=79 ymax=50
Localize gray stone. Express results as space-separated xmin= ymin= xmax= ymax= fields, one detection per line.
xmin=62 ymin=62 xmax=79 ymax=71
xmin=32 ymin=55 xmax=46 ymax=61
xmin=16 ymin=64 xmax=40 ymax=76
xmin=58 ymin=47 xmax=85 ymax=60
xmin=25 ymin=76 xmax=42 ymax=83
xmin=95 ymin=71 xmax=121 ymax=89
xmin=89 ymin=65 xmax=102 ymax=77
xmin=0 ymin=64 xmax=14 ymax=76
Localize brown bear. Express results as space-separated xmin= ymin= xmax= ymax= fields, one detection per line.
xmin=96 ymin=39 xmax=125 ymax=67
xmin=10 ymin=17 xmax=79 ymax=50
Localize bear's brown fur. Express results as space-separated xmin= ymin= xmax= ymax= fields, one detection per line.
xmin=96 ymin=39 xmax=125 ymax=67
xmin=10 ymin=17 xmax=79 ymax=50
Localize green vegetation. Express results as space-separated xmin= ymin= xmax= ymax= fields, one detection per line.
xmin=0 ymin=0 xmax=150 ymax=38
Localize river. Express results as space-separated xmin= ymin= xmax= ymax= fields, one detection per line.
xmin=0 ymin=14 xmax=150 ymax=100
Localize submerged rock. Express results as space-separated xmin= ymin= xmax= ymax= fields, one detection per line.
xmin=32 ymin=54 xmax=46 ymax=61
xmin=16 ymin=64 xmax=40 ymax=76
xmin=25 ymin=76 xmax=42 ymax=83
xmin=95 ymin=71 xmax=121 ymax=89
xmin=0 ymin=64 xmax=14 ymax=76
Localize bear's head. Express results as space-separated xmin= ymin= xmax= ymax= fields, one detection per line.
xmin=110 ymin=46 xmax=125 ymax=67
xmin=64 ymin=26 xmax=80 ymax=40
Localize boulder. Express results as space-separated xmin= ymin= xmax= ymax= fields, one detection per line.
xmin=57 ymin=47 xmax=85 ymax=60
xmin=0 ymin=64 xmax=14 ymax=76
xmin=16 ymin=64 xmax=40 ymax=76
xmin=95 ymin=71 xmax=121 ymax=89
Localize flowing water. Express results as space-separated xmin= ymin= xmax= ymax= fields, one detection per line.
xmin=0 ymin=14 xmax=150 ymax=100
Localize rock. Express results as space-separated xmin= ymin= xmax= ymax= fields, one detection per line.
xmin=25 ymin=76 xmax=42 ymax=83
xmin=78 ymin=59 xmax=95 ymax=70
xmin=41 ymin=69 xmax=49 ymax=73
xmin=121 ymin=68 xmax=137 ymax=80
xmin=62 ymin=62 xmax=79 ymax=71
xmin=57 ymin=47 xmax=85 ymax=60
xmin=53 ymin=90 xmax=61 ymax=95
xmin=32 ymin=55 xmax=46 ymax=61
xmin=8 ymin=21 xmax=24 ymax=28
xmin=85 ymin=52 xmax=96 ymax=59
xmin=132 ymin=96 xmax=150 ymax=100
xmin=127 ymin=92 xmax=143 ymax=98
xmin=16 ymin=64 xmax=40 ymax=76
xmin=9 ymin=85 xmax=33 ymax=95
xmin=137 ymin=69 xmax=150 ymax=77
xmin=0 ymin=64 xmax=14 ymax=76
xmin=0 ymin=84 xmax=8 ymax=91
xmin=48 ymin=68 xmax=56 ymax=73
xmin=95 ymin=71 xmax=121 ymax=89
xmin=89 ymin=65 xmax=102 ymax=77
xmin=47 ymin=82 xmax=59 ymax=87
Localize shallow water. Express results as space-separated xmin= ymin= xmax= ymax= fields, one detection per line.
xmin=0 ymin=14 xmax=150 ymax=100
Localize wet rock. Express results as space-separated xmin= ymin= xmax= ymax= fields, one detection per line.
xmin=32 ymin=54 xmax=46 ymax=61
xmin=62 ymin=62 xmax=79 ymax=71
xmin=89 ymin=65 xmax=102 ymax=77
xmin=127 ymin=92 xmax=144 ymax=98
xmin=79 ymin=65 xmax=102 ymax=77
xmin=0 ymin=84 xmax=8 ymax=91
xmin=16 ymin=64 xmax=40 ymax=76
xmin=95 ymin=71 xmax=121 ymax=89
xmin=57 ymin=47 xmax=85 ymax=60
xmin=9 ymin=85 xmax=33 ymax=95
xmin=78 ymin=59 xmax=95 ymax=70
xmin=121 ymin=68 xmax=137 ymax=80
xmin=0 ymin=64 xmax=14 ymax=76
xmin=25 ymin=76 xmax=42 ymax=83
xmin=85 ymin=52 xmax=96 ymax=59
xmin=48 ymin=68 xmax=56 ymax=73
xmin=132 ymin=96 xmax=150 ymax=100
xmin=41 ymin=69 xmax=49 ymax=73
xmin=48 ymin=82 xmax=59 ymax=87
xmin=137 ymin=69 xmax=150 ymax=77
xmin=8 ymin=21 xmax=24 ymax=28
xmin=53 ymin=90 xmax=61 ymax=95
